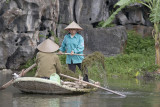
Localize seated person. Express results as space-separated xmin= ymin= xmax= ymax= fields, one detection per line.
xmin=35 ymin=39 xmax=62 ymax=81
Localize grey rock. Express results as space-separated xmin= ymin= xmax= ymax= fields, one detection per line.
xmin=116 ymin=12 xmax=129 ymax=25
xmin=81 ymin=25 xmax=127 ymax=56
xmin=58 ymin=0 xmax=75 ymax=24
xmin=56 ymin=24 xmax=68 ymax=45
xmin=58 ymin=0 xmax=109 ymax=25
xmin=6 ymin=46 xmax=35 ymax=69
xmin=0 ymin=0 xmax=58 ymax=69
xmin=125 ymin=25 xmax=153 ymax=37
xmin=75 ymin=0 xmax=109 ymax=24
xmin=127 ymin=8 xmax=145 ymax=25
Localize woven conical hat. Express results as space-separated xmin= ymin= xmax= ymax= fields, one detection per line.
xmin=65 ymin=21 xmax=83 ymax=31
xmin=37 ymin=39 xmax=59 ymax=53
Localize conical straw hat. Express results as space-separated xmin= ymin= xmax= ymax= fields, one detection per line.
xmin=37 ymin=39 xmax=59 ymax=53
xmin=65 ymin=21 xmax=83 ymax=31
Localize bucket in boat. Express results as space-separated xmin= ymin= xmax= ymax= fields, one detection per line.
xmin=50 ymin=73 xmax=61 ymax=85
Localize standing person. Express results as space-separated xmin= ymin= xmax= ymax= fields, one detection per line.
xmin=58 ymin=21 xmax=89 ymax=82
xmin=35 ymin=39 xmax=62 ymax=82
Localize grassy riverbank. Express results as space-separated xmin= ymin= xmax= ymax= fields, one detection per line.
xmin=87 ymin=30 xmax=159 ymax=79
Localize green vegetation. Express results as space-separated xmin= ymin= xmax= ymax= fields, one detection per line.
xmin=102 ymin=0 xmax=160 ymax=75
xmin=105 ymin=53 xmax=158 ymax=77
xmin=81 ymin=51 xmax=105 ymax=74
xmin=50 ymin=30 xmax=59 ymax=44
xmin=97 ymin=21 xmax=115 ymax=28
xmin=86 ymin=30 xmax=159 ymax=79
xmin=6 ymin=0 xmax=10 ymax=3
xmin=125 ymin=30 xmax=155 ymax=55
xmin=38 ymin=31 xmax=59 ymax=44
xmin=104 ymin=30 xmax=158 ymax=78
xmin=19 ymin=57 xmax=37 ymax=77
xmin=38 ymin=34 xmax=46 ymax=38
xmin=59 ymin=54 xmax=66 ymax=65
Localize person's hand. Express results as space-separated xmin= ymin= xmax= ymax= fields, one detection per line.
xmin=71 ymin=51 xmax=74 ymax=55
xmin=21 ymin=69 xmax=25 ymax=76
xmin=95 ymin=82 xmax=100 ymax=86
xmin=58 ymin=51 xmax=63 ymax=54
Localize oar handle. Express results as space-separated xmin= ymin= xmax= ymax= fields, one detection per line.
xmin=56 ymin=53 xmax=86 ymax=56
xmin=60 ymin=73 xmax=126 ymax=97
xmin=19 ymin=63 xmax=37 ymax=76
xmin=0 ymin=63 xmax=36 ymax=90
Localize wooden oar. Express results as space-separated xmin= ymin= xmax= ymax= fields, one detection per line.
xmin=60 ymin=73 xmax=126 ymax=97
xmin=56 ymin=53 xmax=86 ymax=56
xmin=0 ymin=63 xmax=36 ymax=90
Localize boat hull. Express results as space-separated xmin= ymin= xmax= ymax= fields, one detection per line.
xmin=13 ymin=77 xmax=97 ymax=94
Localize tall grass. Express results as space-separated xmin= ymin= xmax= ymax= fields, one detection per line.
xmin=104 ymin=30 xmax=158 ymax=78
xmin=87 ymin=30 xmax=158 ymax=79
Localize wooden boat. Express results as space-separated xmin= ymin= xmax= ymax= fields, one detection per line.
xmin=13 ymin=77 xmax=97 ymax=94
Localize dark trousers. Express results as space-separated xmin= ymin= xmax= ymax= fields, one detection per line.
xmin=68 ymin=61 xmax=82 ymax=73
xmin=41 ymin=77 xmax=49 ymax=79
xmin=68 ymin=60 xmax=89 ymax=82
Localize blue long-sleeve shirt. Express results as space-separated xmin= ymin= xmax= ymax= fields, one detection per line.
xmin=59 ymin=33 xmax=84 ymax=64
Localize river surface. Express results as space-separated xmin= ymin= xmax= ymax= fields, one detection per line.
xmin=1 ymin=70 xmax=160 ymax=107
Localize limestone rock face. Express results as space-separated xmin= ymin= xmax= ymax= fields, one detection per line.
xmin=0 ymin=0 xmax=58 ymax=69
xmin=75 ymin=0 xmax=109 ymax=24
xmin=125 ymin=25 xmax=153 ymax=37
xmin=81 ymin=25 xmax=127 ymax=56
xmin=58 ymin=0 xmax=109 ymax=25
xmin=58 ymin=0 xmax=151 ymax=26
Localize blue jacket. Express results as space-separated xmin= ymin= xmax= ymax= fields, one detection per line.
xmin=59 ymin=33 xmax=84 ymax=64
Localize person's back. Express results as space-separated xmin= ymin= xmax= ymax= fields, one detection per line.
xmin=35 ymin=52 xmax=61 ymax=78
xmin=34 ymin=39 xmax=61 ymax=79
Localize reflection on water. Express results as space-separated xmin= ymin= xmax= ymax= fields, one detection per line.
xmin=13 ymin=94 xmax=60 ymax=107
xmin=1 ymin=70 xmax=160 ymax=107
